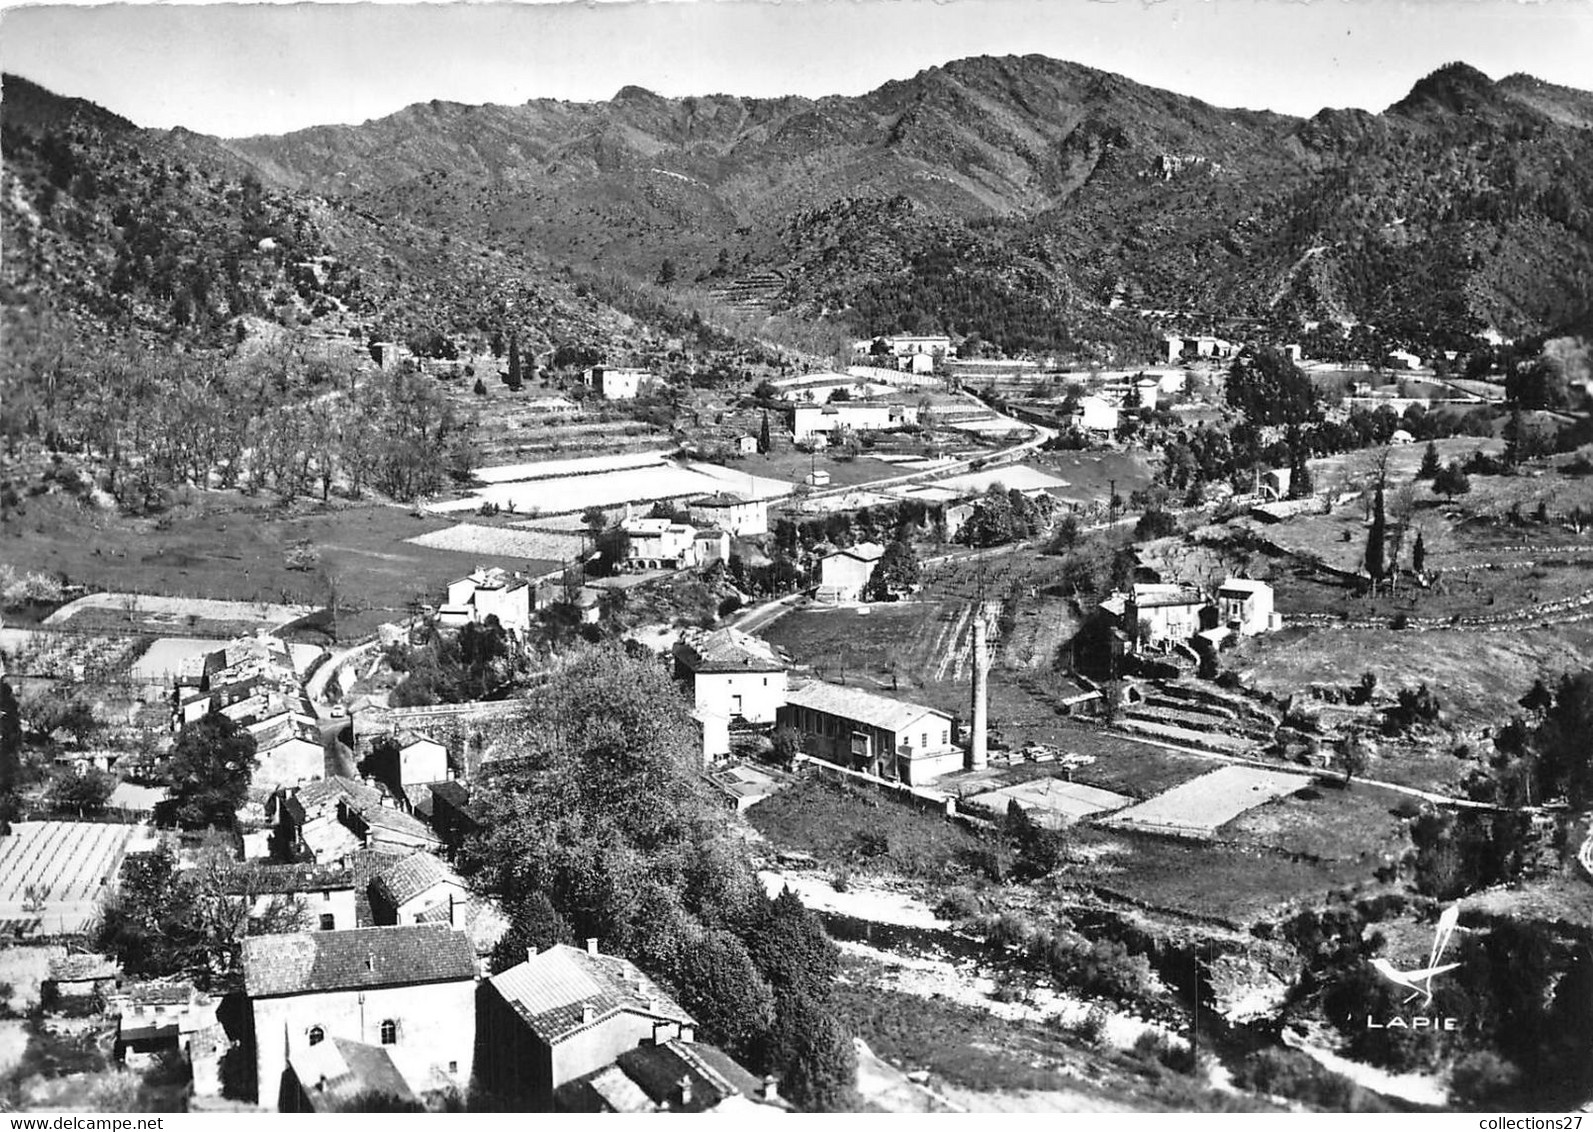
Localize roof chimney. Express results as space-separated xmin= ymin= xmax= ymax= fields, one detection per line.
xmin=581 ymin=1002 xmax=595 ymax=1025
xmin=676 ymin=1075 xmax=693 ymax=1108
xmin=585 ymin=937 xmax=599 ymax=956
xmin=760 ymin=1075 xmax=779 ymax=1103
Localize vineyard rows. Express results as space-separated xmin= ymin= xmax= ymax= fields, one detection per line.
xmin=0 ymin=821 xmax=134 ymax=906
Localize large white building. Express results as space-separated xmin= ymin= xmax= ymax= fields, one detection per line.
xmin=672 ymin=627 xmax=788 ymax=727
xmin=790 ymin=402 xmax=919 ymax=441
xmin=1216 ymin=578 xmax=1280 ymax=636
xmin=584 ymin=366 xmax=654 ymax=400
xmin=685 ymin=492 xmax=768 ymax=537
xmin=778 ymin=680 xmax=961 ymax=786
xmin=818 ymin=543 xmax=885 ymax=603
xmin=1072 ymin=396 xmax=1119 ymax=434
xmin=622 ymin=518 xmax=699 ymax=569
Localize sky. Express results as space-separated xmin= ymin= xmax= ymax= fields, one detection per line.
xmin=1 ymin=0 xmax=1591 ymax=138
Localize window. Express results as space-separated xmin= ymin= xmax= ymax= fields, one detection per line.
xmin=921 ymin=733 xmax=928 ymax=751
xmin=319 ymin=914 xmax=335 ymax=931
xmin=379 ymin=1019 xmax=398 ymax=1045
xmin=322 ymin=890 xmax=332 ymax=903
xmin=308 ymin=1026 xmax=325 ymax=1046
xmin=942 ymin=730 xmax=949 ymax=746
xmin=448 ymin=1061 xmax=458 ymax=1074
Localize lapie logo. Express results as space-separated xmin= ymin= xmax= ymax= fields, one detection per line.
xmin=1366 ymin=904 xmax=1465 ymax=1031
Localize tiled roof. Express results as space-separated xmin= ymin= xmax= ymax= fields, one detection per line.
xmin=687 ymin=491 xmax=750 ymax=507
xmin=783 ymin=680 xmax=949 ymax=735
xmin=370 ymin=853 xmax=460 ymax=910
xmin=824 ymin=541 xmax=885 ymax=563
xmin=358 ymin=804 xmax=441 ymax=844
xmin=1217 ymin=577 xmax=1271 ymax=595
xmin=428 ymin=780 xmax=475 ymax=814
xmin=301 ymin=815 xmax=362 ymax=863
xmin=219 ymin=863 xmax=355 ymax=895
xmin=490 ymin=944 xmax=694 ymax=1044
xmin=285 ymin=777 xmax=384 ymax=825
xmin=242 ymin=925 xmax=477 ymax=998
xmin=48 ymin=953 xmax=118 ymax=982
xmin=616 ymin=1040 xmax=774 ymax=1111
xmin=290 ymin=1038 xmax=415 ymax=1112
xmin=672 ymin=627 xmax=786 ymax=674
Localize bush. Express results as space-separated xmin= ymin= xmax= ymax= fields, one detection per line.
xmin=934 ymin=886 xmax=984 ymax=922
xmin=1073 ymin=1004 xmax=1110 ymax=1046
xmin=284 ymin=542 xmax=321 ymax=572
xmin=1450 ymin=1051 xmax=1521 ymax=1106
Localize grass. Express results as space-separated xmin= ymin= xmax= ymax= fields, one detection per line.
xmin=749 ymin=776 xmax=987 ymax=880
xmin=1065 ymin=826 xmax=1381 ymax=926
xmin=1029 ymin=450 xmax=1157 ymax=507
xmin=1230 ymin=622 xmax=1593 ymax=735
xmin=0 ymin=492 xmax=550 ymax=641
xmin=1010 ymin=740 xmax=1214 ymax=802
xmin=1217 ymin=782 xmax=1409 ymax=862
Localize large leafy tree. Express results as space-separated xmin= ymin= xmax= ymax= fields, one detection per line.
xmin=1225 ymin=347 xmax=1320 ymax=426
xmin=164 ymin=710 xmax=257 ymax=829
xmin=862 ymin=537 xmax=921 ymax=602
xmin=461 ymin=645 xmax=856 ymax=1110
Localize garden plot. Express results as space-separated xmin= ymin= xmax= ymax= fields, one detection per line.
xmin=44 ymin=593 xmax=317 ymax=633
xmin=129 ymin=637 xmax=220 ymax=682
xmin=964 ymin=778 xmax=1133 ymax=827
xmin=0 ymin=821 xmax=136 ymax=933
xmin=0 ymin=630 xmax=143 ymax=680
xmin=937 ymin=465 xmax=1071 ymax=495
xmin=406 ymin=524 xmax=587 ymax=563
xmin=1107 ymin=765 xmax=1306 ymax=836
xmin=473 ymin=449 xmax=670 ymax=484
xmin=429 ymin=461 xmax=794 ymax=517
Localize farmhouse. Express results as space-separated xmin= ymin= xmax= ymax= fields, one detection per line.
xmin=1216 ymin=578 xmax=1280 ymax=636
xmin=778 ymin=680 xmax=960 ymax=785
xmin=622 ymin=518 xmax=699 ymax=569
xmin=788 ymin=402 xmax=919 ymax=441
xmin=672 ymin=627 xmax=787 ymax=726
xmin=478 ymin=939 xmax=696 ymax=1111
xmin=363 ymin=731 xmax=449 ymax=796
xmin=855 ymin=334 xmax=953 ymax=359
xmin=441 ymin=567 xmax=533 ymax=637
xmin=1124 ymin=584 xmax=1208 ymax=649
xmin=1072 ymin=396 xmax=1119 ymax=434
xmin=557 ymin=1039 xmax=787 ymax=1113
xmin=686 ymin=491 xmax=768 ymax=537
xmin=242 ymin=925 xmax=478 ymax=1109
xmin=817 ymin=543 xmax=885 ymax=603
xmin=693 ymin=528 xmax=731 ymax=566
xmin=584 ymin=366 xmax=653 ymax=400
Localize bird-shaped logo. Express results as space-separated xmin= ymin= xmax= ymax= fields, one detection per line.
xmin=1370 ymin=904 xmax=1462 ymax=1007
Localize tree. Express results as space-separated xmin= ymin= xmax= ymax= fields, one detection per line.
xmin=1134 ymin=509 xmax=1179 ymax=541
xmin=767 ymin=993 xmax=857 ymax=1112
xmin=0 ymin=680 xmax=21 ymax=834
xmin=1411 ymin=530 xmax=1427 ymax=575
xmin=488 ymin=891 xmax=574 ymax=975
xmin=164 ymin=710 xmax=257 ymax=829
xmin=1365 ymin=484 xmax=1387 ymax=585
xmin=506 ymin=332 xmax=523 ymax=391
xmin=670 ymin=928 xmax=776 ymax=1060
xmin=758 ymin=411 xmax=772 ymax=455
xmin=473 ymin=377 xmax=487 ymax=396
xmin=862 ymin=538 xmax=921 ymax=602
xmin=1417 ymin=441 xmax=1441 ymax=480
xmin=656 ymin=258 xmax=677 ymax=287
xmin=1336 ymin=734 xmax=1371 ymax=787
xmin=46 ymin=766 xmax=115 ymax=816
xmin=1433 ymin=462 xmax=1471 ymax=501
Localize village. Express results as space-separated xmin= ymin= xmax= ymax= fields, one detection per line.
xmin=2 ymin=314 xmax=1592 ymax=1116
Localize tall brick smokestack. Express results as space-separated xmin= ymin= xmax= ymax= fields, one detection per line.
xmin=968 ymin=614 xmax=988 ymax=770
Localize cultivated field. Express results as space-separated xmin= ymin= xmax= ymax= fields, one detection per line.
xmin=0 ymin=822 xmax=135 ymax=934
xmin=428 ymin=460 xmax=795 ymax=516
xmin=44 ymin=593 xmax=317 ymax=636
xmin=406 ymin=523 xmax=585 ymax=563
xmin=127 ymin=637 xmax=224 ymax=682
xmin=0 ymin=630 xmax=145 ymax=682
xmin=1107 ymin=765 xmax=1307 ymax=835
xmin=963 ymin=779 xmax=1133 ymax=827
xmin=937 ymin=465 xmax=1072 ymax=495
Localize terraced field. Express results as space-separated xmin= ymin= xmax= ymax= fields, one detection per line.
xmin=0 ymin=822 xmax=135 ymax=934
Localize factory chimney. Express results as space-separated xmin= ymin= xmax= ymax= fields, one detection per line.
xmin=968 ymin=615 xmax=988 ymax=770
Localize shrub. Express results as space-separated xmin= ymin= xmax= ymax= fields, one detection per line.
xmin=934 ymin=886 xmax=984 ymax=922
xmin=1450 ymin=1051 xmax=1521 ymax=1106
xmin=1073 ymin=1004 xmax=1110 ymax=1046
xmin=284 ymin=542 xmax=321 ymax=572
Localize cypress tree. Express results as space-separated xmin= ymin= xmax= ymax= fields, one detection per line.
xmin=1365 ymin=484 xmax=1386 ymax=586
xmin=1417 ymin=441 xmax=1441 ymax=480
xmin=506 ymin=331 xmax=522 ymax=390
xmin=758 ymin=411 xmax=772 ymax=455
xmin=1412 ymin=530 xmax=1426 ymax=575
